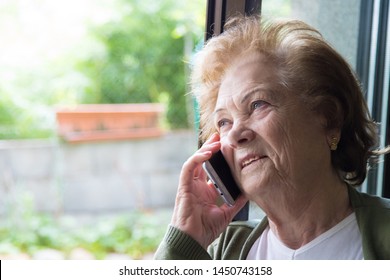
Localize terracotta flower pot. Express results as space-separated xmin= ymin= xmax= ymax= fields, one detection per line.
xmin=56 ymin=104 xmax=165 ymax=143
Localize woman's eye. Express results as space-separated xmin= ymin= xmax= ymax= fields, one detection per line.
xmin=251 ymin=100 xmax=266 ymax=110
xmin=217 ymin=119 xmax=229 ymax=128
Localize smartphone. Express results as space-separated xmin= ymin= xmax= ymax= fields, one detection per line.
xmin=202 ymin=150 xmax=241 ymax=206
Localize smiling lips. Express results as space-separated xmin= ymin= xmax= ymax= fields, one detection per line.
xmin=241 ymin=155 xmax=262 ymax=169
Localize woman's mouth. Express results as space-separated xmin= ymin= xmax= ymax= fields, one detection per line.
xmin=241 ymin=155 xmax=261 ymax=169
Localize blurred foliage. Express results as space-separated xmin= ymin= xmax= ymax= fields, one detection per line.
xmin=79 ymin=0 xmax=204 ymax=128
xmin=0 ymin=192 xmax=169 ymax=259
xmin=0 ymin=0 xmax=204 ymax=139
xmin=0 ymin=88 xmax=53 ymax=139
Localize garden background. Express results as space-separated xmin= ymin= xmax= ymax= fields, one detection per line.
xmin=0 ymin=0 xmax=204 ymax=259
xmin=0 ymin=0 xmax=302 ymax=260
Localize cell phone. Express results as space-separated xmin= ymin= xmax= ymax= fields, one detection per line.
xmin=202 ymin=150 xmax=241 ymax=206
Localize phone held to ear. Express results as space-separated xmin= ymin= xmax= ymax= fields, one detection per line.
xmin=202 ymin=150 xmax=241 ymax=206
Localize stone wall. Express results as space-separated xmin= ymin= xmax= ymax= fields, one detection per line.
xmin=0 ymin=130 xmax=197 ymax=215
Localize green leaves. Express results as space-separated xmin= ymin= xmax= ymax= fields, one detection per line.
xmin=79 ymin=0 xmax=204 ymax=128
xmin=0 ymin=207 xmax=170 ymax=259
xmin=0 ymin=0 xmax=204 ymax=139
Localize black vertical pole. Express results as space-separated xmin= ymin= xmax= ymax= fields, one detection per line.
xmin=356 ymin=0 xmax=373 ymax=94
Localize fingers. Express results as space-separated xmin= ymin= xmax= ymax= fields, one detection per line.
xmin=180 ymin=133 xmax=221 ymax=185
xmin=180 ymin=151 xmax=211 ymax=183
xmin=201 ymin=132 xmax=220 ymax=147
xmin=196 ymin=133 xmax=221 ymax=157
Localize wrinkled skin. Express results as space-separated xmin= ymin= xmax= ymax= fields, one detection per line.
xmin=171 ymin=52 xmax=350 ymax=250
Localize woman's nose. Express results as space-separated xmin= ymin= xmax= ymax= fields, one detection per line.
xmin=227 ymin=122 xmax=255 ymax=149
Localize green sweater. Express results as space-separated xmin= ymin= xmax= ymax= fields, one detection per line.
xmin=154 ymin=186 xmax=390 ymax=260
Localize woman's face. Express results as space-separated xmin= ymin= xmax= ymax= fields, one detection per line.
xmin=214 ymin=52 xmax=333 ymax=201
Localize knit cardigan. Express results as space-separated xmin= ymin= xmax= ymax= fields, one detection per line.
xmin=154 ymin=186 xmax=390 ymax=260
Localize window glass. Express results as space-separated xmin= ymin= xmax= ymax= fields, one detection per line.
xmin=262 ymin=0 xmax=361 ymax=70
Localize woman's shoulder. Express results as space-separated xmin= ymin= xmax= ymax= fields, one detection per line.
xmin=208 ymin=218 xmax=268 ymax=259
xmin=223 ymin=219 xmax=266 ymax=240
xmin=349 ymin=185 xmax=390 ymax=210
xmin=228 ymin=219 xmax=262 ymax=229
xmin=348 ymin=185 xmax=390 ymax=259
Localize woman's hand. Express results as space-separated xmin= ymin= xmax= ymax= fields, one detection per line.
xmin=170 ymin=133 xmax=248 ymax=249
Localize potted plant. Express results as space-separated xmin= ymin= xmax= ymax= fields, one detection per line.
xmin=56 ymin=103 xmax=165 ymax=143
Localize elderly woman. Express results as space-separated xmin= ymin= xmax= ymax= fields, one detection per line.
xmin=155 ymin=16 xmax=390 ymax=260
